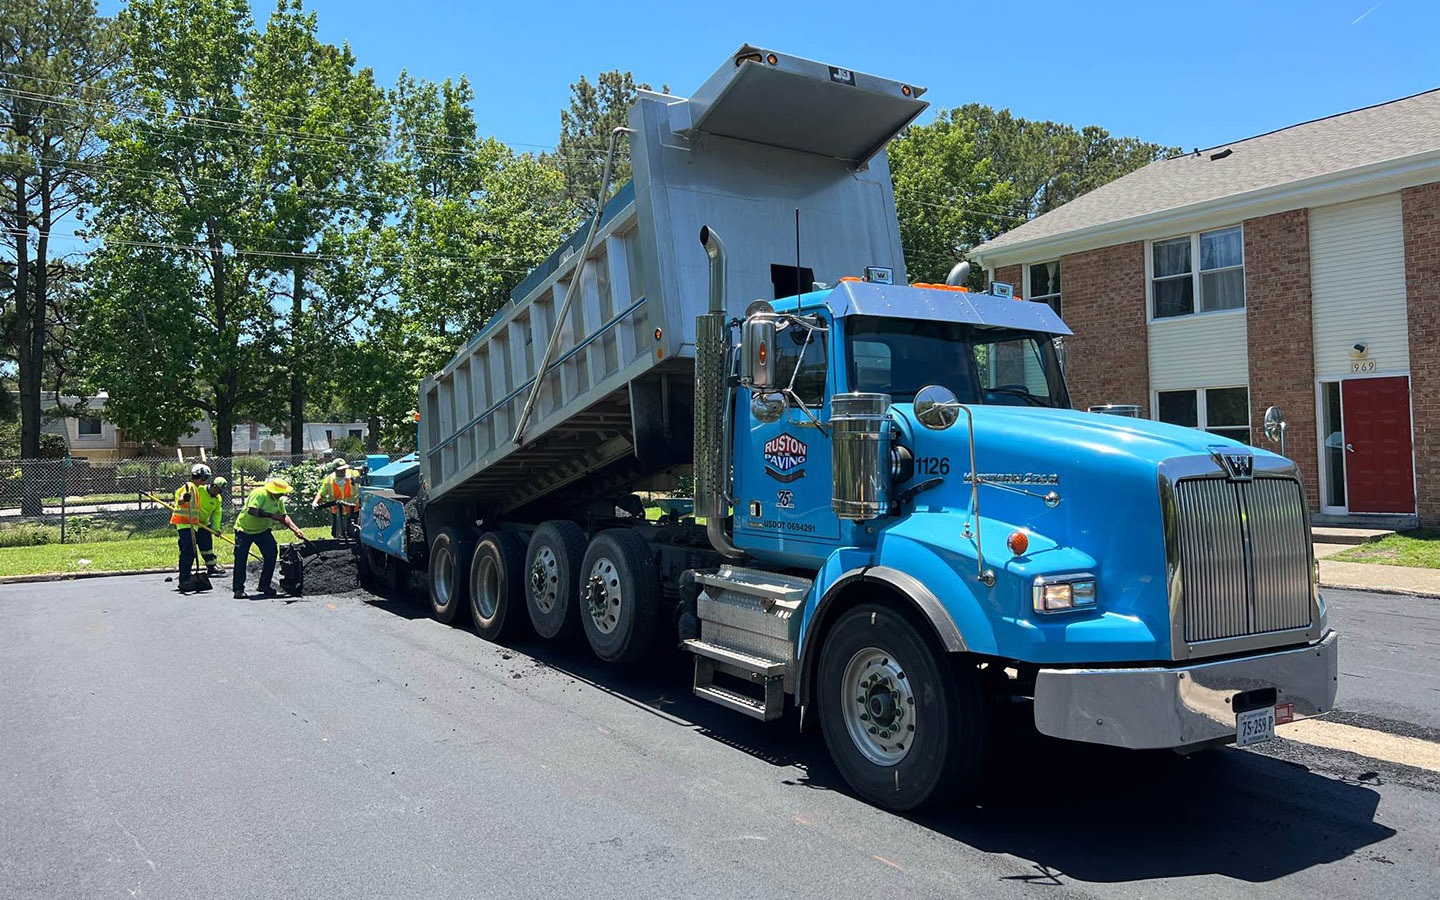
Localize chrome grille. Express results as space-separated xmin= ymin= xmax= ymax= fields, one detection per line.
xmin=1174 ymin=476 xmax=1312 ymax=644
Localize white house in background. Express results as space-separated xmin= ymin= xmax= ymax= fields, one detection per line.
xmin=25 ymin=392 xmax=214 ymax=461
xmin=230 ymin=421 xmax=368 ymax=456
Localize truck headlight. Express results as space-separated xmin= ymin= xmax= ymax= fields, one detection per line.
xmin=1033 ymin=575 xmax=1097 ymax=614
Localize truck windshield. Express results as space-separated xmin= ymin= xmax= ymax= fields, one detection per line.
xmin=845 ymin=315 xmax=1068 ymax=408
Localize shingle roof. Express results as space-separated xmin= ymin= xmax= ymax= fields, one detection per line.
xmin=972 ymin=88 xmax=1440 ymax=259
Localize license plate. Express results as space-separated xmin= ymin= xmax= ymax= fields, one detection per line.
xmin=1236 ymin=705 xmax=1277 ymax=747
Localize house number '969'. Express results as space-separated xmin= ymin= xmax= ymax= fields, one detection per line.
xmin=1351 ymin=361 xmax=1376 ymax=373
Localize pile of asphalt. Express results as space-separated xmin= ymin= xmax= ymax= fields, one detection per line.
xmin=289 ymin=547 xmax=363 ymax=596
xmin=238 ymin=543 xmax=362 ymax=596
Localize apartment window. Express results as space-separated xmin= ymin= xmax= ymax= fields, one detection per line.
xmin=1151 ymin=226 xmax=1245 ymax=319
xmin=348 ymin=429 xmax=362 ymax=439
xmin=1027 ymin=261 xmax=1061 ymax=316
xmin=1156 ymin=386 xmax=1250 ymax=444
xmin=77 ymin=415 xmax=103 ymax=436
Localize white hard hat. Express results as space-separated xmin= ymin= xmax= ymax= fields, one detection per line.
xmin=191 ymin=463 xmax=212 ymax=479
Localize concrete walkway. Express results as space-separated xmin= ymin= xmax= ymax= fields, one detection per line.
xmin=1320 ymin=556 xmax=1440 ymax=598
xmin=1313 ymin=541 xmax=1440 ymax=598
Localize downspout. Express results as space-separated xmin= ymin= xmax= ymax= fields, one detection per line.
xmin=696 ymin=226 xmax=744 ymax=559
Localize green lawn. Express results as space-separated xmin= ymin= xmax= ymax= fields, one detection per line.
xmin=1331 ymin=528 xmax=1440 ymax=569
xmin=0 ymin=526 xmax=331 ymax=578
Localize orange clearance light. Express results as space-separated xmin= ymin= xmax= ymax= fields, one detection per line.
xmin=1007 ymin=530 xmax=1029 ymax=556
xmin=654 ymin=328 xmax=663 ymax=341
xmin=839 ymin=276 xmax=862 ymax=283
xmin=902 ymin=85 xmax=912 ymax=97
xmin=656 ymin=348 xmax=664 ymax=359
xmin=767 ymin=53 xmax=778 ymax=65
xmin=758 ymin=342 xmax=768 ymax=365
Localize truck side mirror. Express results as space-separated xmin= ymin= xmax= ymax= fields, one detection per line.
xmin=740 ymin=313 xmax=778 ymax=389
xmin=914 ymin=384 xmax=960 ymax=430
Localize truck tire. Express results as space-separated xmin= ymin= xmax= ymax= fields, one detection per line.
xmin=470 ymin=531 xmax=529 ymax=641
xmin=817 ymin=603 xmax=985 ymax=811
xmin=428 ymin=526 xmax=472 ymax=625
xmin=524 ymin=520 xmax=587 ymax=640
xmin=578 ymin=529 xmax=660 ymax=664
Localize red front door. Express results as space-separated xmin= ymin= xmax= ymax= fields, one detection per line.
xmin=1341 ymin=376 xmax=1415 ymax=514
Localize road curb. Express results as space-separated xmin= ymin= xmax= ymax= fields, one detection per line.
xmin=1320 ymin=579 xmax=1440 ymax=600
xmin=0 ymin=568 xmax=172 ymax=585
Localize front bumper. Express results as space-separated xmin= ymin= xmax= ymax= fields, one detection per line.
xmin=1032 ymin=631 xmax=1338 ymax=750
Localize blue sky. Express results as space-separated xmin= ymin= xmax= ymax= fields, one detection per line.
xmin=98 ymin=0 xmax=1438 ymax=153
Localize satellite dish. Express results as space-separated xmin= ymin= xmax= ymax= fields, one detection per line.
xmin=260 ymin=438 xmax=276 ymax=453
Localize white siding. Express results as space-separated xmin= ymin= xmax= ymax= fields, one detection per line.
xmin=1148 ymin=312 xmax=1250 ymax=391
xmin=1310 ymin=194 xmax=1408 ymax=378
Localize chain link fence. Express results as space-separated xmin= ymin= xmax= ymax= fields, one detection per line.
xmin=0 ymin=455 xmax=339 ymax=547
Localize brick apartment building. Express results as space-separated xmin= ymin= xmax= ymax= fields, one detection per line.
xmin=970 ymin=90 xmax=1440 ymax=525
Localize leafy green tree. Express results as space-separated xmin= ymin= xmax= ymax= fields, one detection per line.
xmin=386 ymin=72 xmax=574 ymax=351
xmin=554 ymin=70 xmax=657 ymax=214
xmin=84 ymin=0 xmax=277 ymax=455
xmin=0 ymin=0 xmax=119 ymax=510
xmin=246 ymin=0 xmax=389 ymax=455
xmin=890 ymin=104 xmax=1177 ymax=284
xmin=952 ymin=103 xmax=1177 ymax=218
xmin=888 ymin=116 xmax=1021 ymax=284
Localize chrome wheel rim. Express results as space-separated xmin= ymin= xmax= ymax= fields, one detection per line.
xmin=841 ymin=647 xmax=915 ymax=766
xmin=474 ymin=554 xmax=500 ymax=620
xmin=584 ymin=556 xmax=621 ymax=635
xmin=530 ymin=546 xmax=559 ymax=613
xmin=434 ymin=544 xmax=454 ymax=609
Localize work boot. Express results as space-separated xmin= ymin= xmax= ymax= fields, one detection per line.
xmin=207 ymin=564 xmax=226 ymax=576
xmin=257 ymin=585 xmax=278 ymax=598
xmin=233 ymin=589 xmax=246 ymax=600
xmin=178 ymin=578 xmax=198 ymax=593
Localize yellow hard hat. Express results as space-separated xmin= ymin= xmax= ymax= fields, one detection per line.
xmin=264 ymin=477 xmax=293 ymax=494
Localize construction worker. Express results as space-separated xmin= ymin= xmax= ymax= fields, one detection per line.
xmin=233 ymin=477 xmax=298 ymax=599
xmin=197 ymin=475 xmax=229 ymax=576
xmin=313 ymin=458 xmax=360 ymax=540
xmin=171 ymin=463 xmax=213 ymax=592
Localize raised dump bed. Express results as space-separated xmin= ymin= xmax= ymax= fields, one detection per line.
xmin=419 ymin=45 xmax=927 ymax=520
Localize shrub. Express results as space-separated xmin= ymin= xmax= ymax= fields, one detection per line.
xmin=232 ymin=456 xmax=271 ymax=477
xmin=0 ymin=523 xmax=57 ymax=547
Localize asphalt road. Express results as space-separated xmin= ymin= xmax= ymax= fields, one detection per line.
xmin=2 ymin=578 xmax=1437 ymax=900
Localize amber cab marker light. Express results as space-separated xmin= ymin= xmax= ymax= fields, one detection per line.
xmin=758 ymin=342 xmax=767 ymax=365
xmin=902 ymin=85 xmax=912 ymax=96
xmin=1007 ymin=530 xmax=1029 ymax=556
xmin=766 ymin=53 xmax=778 ymax=65
xmin=654 ymin=328 xmax=663 ymax=341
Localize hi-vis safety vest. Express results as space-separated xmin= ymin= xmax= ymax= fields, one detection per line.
xmin=171 ymin=481 xmax=205 ymax=528
xmin=317 ymin=470 xmax=359 ymax=509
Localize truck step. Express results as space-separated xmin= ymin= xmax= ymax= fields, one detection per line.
xmin=693 ymin=683 xmax=778 ymax=722
xmin=687 ymin=640 xmax=787 ymax=722
xmin=683 ymin=639 xmax=788 ymax=677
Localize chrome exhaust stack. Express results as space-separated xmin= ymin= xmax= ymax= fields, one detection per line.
xmin=831 ymin=392 xmax=893 ymax=520
xmin=696 ymin=226 xmax=744 ymax=559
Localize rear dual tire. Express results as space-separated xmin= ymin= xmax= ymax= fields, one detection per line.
xmin=578 ymin=529 xmax=660 ymax=664
xmin=427 ymin=527 xmax=472 ymax=625
xmin=524 ymin=520 xmax=587 ymax=640
xmin=470 ymin=531 xmax=529 ymax=641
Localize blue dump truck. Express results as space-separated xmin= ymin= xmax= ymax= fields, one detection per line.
xmin=358 ymin=46 xmax=1338 ymax=810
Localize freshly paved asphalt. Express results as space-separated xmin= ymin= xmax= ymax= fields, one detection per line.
xmin=2 ymin=577 xmax=1436 ymax=899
